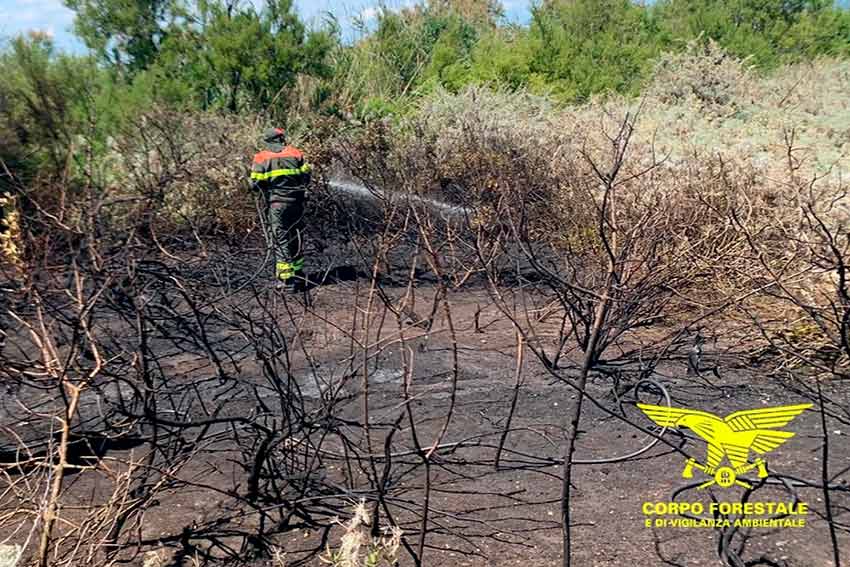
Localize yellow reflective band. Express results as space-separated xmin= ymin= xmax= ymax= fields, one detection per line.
xmin=276 ymin=262 xmax=294 ymax=280
xmin=276 ymin=259 xmax=304 ymax=281
xmin=250 ymin=163 xmax=312 ymax=181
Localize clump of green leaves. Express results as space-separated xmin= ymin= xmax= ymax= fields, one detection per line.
xmin=145 ymin=0 xmax=335 ymax=116
xmin=656 ymin=0 xmax=850 ymax=69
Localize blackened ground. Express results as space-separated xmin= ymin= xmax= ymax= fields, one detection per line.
xmin=1 ymin=232 xmax=848 ymax=567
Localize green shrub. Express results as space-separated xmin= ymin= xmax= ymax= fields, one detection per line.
xmin=656 ymin=0 xmax=850 ymax=68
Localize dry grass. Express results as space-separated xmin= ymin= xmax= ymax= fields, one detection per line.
xmin=0 ymin=545 xmax=22 ymax=567
xmin=320 ymin=501 xmax=402 ymax=567
xmin=332 ymin=48 xmax=850 ymax=370
xmin=0 ymin=194 xmax=23 ymax=279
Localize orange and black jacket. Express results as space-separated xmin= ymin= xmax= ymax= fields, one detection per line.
xmin=250 ymin=146 xmax=312 ymax=201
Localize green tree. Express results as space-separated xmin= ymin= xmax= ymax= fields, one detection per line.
xmin=420 ymin=13 xmax=479 ymax=91
xmin=150 ymin=0 xmax=334 ymax=114
xmin=657 ymin=0 xmax=850 ymax=66
xmin=527 ymin=0 xmax=663 ymax=101
xmin=0 ymin=33 xmax=154 ymax=182
xmin=0 ymin=35 xmax=89 ymax=174
xmin=64 ymin=0 xmax=178 ymax=73
xmin=467 ymin=27 xmax=535 ymax=90
xmin=427 ymin=0 xmax=504 ymax=26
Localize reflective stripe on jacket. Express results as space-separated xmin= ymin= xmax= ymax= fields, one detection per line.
xmin=250 ymin=146 xmax=312 ymax=195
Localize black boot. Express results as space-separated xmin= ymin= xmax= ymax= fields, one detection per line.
xmin=276 ymin=272 xmax=308 ymax=293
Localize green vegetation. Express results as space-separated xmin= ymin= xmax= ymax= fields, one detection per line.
xmin=1 ymin=0 xmax=849 ymax=195
xmin=1 ymin=5 xmax=849 ymax=566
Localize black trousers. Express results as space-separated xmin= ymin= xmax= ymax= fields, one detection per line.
xmin=267 ymin=191 xmax=305 ymax=281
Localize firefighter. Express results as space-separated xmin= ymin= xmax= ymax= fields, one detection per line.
xmin=250 ymin=128 xmax=312 ymax=290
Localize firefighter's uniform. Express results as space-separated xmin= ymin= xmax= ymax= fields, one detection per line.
xmin=250 ymin=129 xmax=312 ymax=286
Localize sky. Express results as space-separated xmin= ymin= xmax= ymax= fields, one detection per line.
xmin=0 ymin=0 xmax=533 ymax=53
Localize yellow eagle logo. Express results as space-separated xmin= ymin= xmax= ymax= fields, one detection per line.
xmin=637 ymin=403 xmax=812 ymax=489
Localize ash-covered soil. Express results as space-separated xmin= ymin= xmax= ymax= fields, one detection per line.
xmin=1 ymin=241 xmax=848 ymax=567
